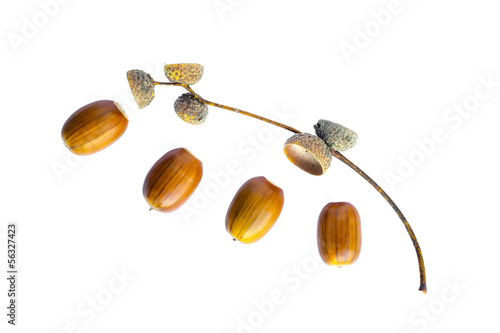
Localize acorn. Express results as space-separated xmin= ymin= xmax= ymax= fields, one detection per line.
xmin=61 ymin=100 xmax=128 ymax=155
xmin=225 ymin=176 xmax=284 ymax=244
xmin=127 ymin=69 xmax=155 ymax=109
xmin=283 ymin=133 xmax=332 ymax=176
xmin=143 ymin=148 xmax=203 ymax=212
xmin=317 ymin=202 xmax=361 ymax=267
xmin=314 ymin=119 xmax=358 ymax=151
xmin=174 ymin=93 xmax=208 ymax=125
xmin=164 ymin=63 xmax=204 ymax=85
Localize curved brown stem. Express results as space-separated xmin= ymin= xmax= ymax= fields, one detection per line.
xmin=154 ymin=81 xmax=302 ymax=134
xmin=154 ymin=79 xmax=427 ymax=293
xmin=331 ymin=149 xmax=427 ymax=293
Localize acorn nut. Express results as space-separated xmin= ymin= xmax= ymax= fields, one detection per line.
xmin=226 ymin=176 xmax=284 ymax=244
xmin=61 ymin=100 xmax=129 ymax=155
xmin=143 ymin=148 xmax=203 ymax=212
xmin=283 ymin=133 xmax=332 ymax=176
xmin=127 ymin=69 xmax=155 ymax=109
xmin=164 ymin=63 xmax=204 ymax=85
xmin=317 ymin=202 xmax=362 ymax=267
xmin=174 ymin=93 xmax=208 ymax=125
xmin=314 ymin=119 xmax=358 ymax=151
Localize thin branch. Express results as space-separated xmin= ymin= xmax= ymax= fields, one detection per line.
xmin=154 ymin=79 xmax=427 ymax=293
xmin=331 ymin=149 xmax=427 ymax=293
xmin=154 ymin=81 xmax=302 ymax=134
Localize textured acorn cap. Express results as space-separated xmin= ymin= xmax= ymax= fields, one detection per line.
xmin=174 ymin=93 xmax=208 ymax=125
xmin=127 ymin=70 xmax=155 ymax=109
xmin=314 ymin=119 xmax=358 ymax=151
xmin=164 ymin=63 xmax=204 ymax=85
xmin=284 ymin=133 xmax=332 ymax=176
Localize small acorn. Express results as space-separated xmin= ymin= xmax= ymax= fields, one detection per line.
xmin=226 ymin=176 xmax=284 ymax=244
xmin=174 ymin=93 xmax=208 ymax=125
xmin=143 ymin=148 xmax=203 ymax=212
xmin=317 ymin=202 xmax=362 ymax=267
xmin=61 ymin=100 xmax=128 ymax=155
xmin=127 ymin=69 xmax=155 ymax=109
xmin=164 ymin=63 xmax=204 ymax=85
xmin=283 ymin=133 xmax=332 ymax=176
xmin=314 ymin=119 xmax=358 ymax=151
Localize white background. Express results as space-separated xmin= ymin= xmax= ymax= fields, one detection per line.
xmin=1 ymin=0 xmax=499 ymax=332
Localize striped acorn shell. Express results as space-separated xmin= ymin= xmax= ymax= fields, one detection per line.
xmin=143 ymin=148 xmax=203 ymax=212
xmin=225 ymin=176 xmax=284 ymax=244
xmin=284 ymin=133 xmax=332 ymax=176
xmin=317 ymin=202 xmax=362 ymax=267
xmin=314 ymin=119 xmax=358 ymax=151
xmin=127 ymin=70 xmax=155 ymax=109
xmin=61 ymin=100 xmax=128 ymax=155
xmin=164 ymin=63 xmax=204 ymax=85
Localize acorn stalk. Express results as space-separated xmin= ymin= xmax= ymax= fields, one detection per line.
xmin=142 ymin=64 xmax=427 ymax=292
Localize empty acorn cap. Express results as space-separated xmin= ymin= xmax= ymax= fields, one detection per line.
xmin=284 ymin=133 xmax=332 ymax=176
xmin=174 ymin=93 xmax=208 ymax=125
xmin=314 ymin=119 xmax=358 ymax=151
xmin=164 ymin=63 xmax=204 ymax=85
xmin=127 ymin=70 xmax=155 ymax=109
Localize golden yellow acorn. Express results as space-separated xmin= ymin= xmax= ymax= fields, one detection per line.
xmin=164 ymin=63 xmax=204 ymax=85
xmin=225 ymin=176 xmax=284 ymax=244
xmin=127 ymin=69 xmax=155 ymax=109
xmin=283 ymin=133 xmax=332 ymax=176
xmin=143 ymin=148 xmax=203 ymax=212
xmin=61 ymin=100 xmax=128 ymax=155
xmin=317 ymin=202 xmax=362 ymax=266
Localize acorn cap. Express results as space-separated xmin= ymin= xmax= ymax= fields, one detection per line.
xmin=314 ymin=119 xmax=358 ymax=151
xmin=164 ymin=63 xmax=204 ymax=85
xmin=127 ymin=70 xmax=155 ymax=109
xmin=174 ymin=93 xmax=208 ymax=125
xmin=284 ymin=133 xmax=332 ymax=176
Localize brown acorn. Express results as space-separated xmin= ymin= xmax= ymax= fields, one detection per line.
xmin=317 ymin=202 xmax=361 ymax=267
xmin=314 ymin=119 xmax=358 ymax=151
xmin=143 ymin=148 xmax=203 ymax=212
xmin=225 ymin=176 xmax=284 ymax=244
xmin=174 ymin=93 xmax=209 ymax=125
xmin=164 ymin=63 xmax=204 ymax=85
xmin=283 ymin=133 xmax=332 ymax=176
xmin=127 ymin=69 xmax=155 ymax=109
xmin=61 ymin=100 xmax=128 ymax=155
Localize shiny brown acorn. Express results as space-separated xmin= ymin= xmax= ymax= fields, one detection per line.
xmin=225 ymin=176 xmax=284 ymax=244
xmin=143 ymin=148 xmax=203 ymax=212
xmin=317 ymin=202 xmax=362 ymax=266
xmin=61 ymin=100 xmax=129 ymax=155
